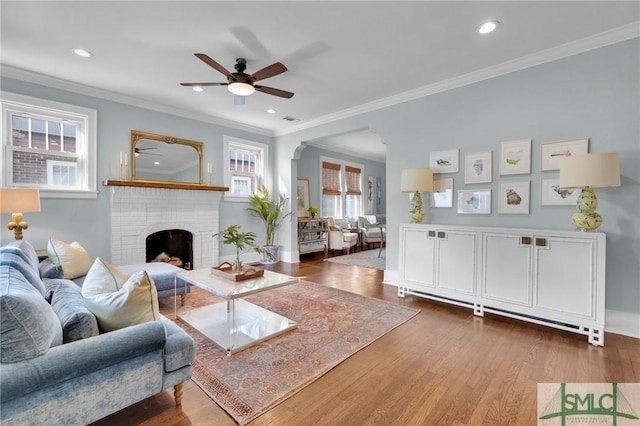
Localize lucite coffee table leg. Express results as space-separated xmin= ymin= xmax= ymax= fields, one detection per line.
xmin=225 ymin=298 xmax=239 ymax=355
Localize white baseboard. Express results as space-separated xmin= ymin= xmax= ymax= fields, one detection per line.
xmin=280 ymin=249 xmax=298 ymax=264
xmin=383 ymin=268 xmax=400 ymax=286
xmin=605 ymin=309 xmax=640 ymax=339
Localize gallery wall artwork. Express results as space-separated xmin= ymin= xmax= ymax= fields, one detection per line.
xmin=500 ymin=139 xmax=531 ymax=175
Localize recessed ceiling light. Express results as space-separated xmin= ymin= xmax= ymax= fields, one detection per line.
xmin=267 ymin=109 xmax=277 ymax=114
xmin=72 ymin=48 xmax=93 ymax=58
xmin=192 ymin=86 xmax=204 ymax=92
xmin=154 ymin=161 xmax=160 ymax=165
xmin=478 ymin=21 xmax=499 ymax=34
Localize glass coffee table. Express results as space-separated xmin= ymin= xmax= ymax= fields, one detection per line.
xmin=175 ymin=268 xmax=298 ymax=355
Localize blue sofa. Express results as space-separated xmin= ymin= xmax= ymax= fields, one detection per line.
xmin=0 ymin=240 xmax=196 ymax=425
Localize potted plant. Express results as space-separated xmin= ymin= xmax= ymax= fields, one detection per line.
xmin=212 ymin=225 xmax=260 ymax=274
xmin=246 ymin=186 xmax=294 ymax=264
xmin=307 ymin=206 xmax=319 ymax=218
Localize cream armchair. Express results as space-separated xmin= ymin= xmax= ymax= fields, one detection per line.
xmin=327 ymin=217 xmax=358 ymax=255
xmin=358 ymin=215 xmax=386 ymax=249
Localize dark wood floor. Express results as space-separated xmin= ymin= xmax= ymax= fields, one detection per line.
xmin=94 ymin=251 xmax=640 ymax=425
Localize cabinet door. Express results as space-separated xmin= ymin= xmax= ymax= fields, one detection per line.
xmin=534 ymin=236 xmax=597 ymax=319
xmin=482 ymin=233 xmax=532 ymax=306
xmin=401 ymin=228 xmax=435 ymax=287
xmin=436 ymin=230 xmax=476 ymax=295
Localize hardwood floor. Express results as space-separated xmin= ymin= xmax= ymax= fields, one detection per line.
xmin=93 ymin=252 xmax=640 ymax=425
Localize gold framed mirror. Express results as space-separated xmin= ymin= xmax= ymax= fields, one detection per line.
xmin=131 ymin=130 xmax=203 ymax=184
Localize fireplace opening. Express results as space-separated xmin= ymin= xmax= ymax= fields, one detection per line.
xmin=146 ymin=229 xmax=193 ymax=270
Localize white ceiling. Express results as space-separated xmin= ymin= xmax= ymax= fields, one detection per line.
xmin=2 ymin=1 xmax=639 ymax=163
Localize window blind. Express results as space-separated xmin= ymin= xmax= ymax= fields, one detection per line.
xmin=345 ymin=165 xmax=362 ymax=195
xmin=322 ymin=161 xmax=341 ymax=195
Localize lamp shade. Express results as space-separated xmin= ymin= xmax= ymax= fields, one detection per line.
xmin=559 ymin=153 xmax=620 ymax=189
xmin=401 ymin=168 xmax=433 ymax=193
xmin=0 ymin=188 xmax=41 ymax=213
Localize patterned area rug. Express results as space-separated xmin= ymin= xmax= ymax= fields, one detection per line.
xmin=163 ymin=280 xmax=417 ymax=425
xmin=325 ymin=248 xmax=386 ymax=270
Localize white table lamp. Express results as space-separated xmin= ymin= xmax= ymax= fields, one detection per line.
xmin=559 ymin=152 xmax=620 ymax=231
xmin=401 ymin=168 xmax=433 ymax=223
xmin=0 ymin=188 xmax=41 ymax=240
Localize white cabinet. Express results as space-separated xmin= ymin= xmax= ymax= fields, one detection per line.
xmin=400 ymin=227 xmax=476 ymax=297
xmin=399 ymin=224 xmax=606 ymax=345
xmin=481 ymin=232 xmax=532 ymax=307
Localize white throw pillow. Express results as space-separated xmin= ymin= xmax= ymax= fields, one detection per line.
xmin=81 ymin=258 xmax=160 ymax=332
xmin=47 ymin=238 xmax=92 ymax=280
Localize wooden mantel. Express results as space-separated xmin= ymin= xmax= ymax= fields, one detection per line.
xmin=103 ymin=179 xmax=228 ymax=192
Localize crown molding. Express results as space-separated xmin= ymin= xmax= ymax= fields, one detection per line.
xmin=276 ymin=23 xmax=640 ymax=137
xmin=0 ymin=66 xmax=274 ymax=137
xmin=303 ymin=140 xmax=385 ymax=164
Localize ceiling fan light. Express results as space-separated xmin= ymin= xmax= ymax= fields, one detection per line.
xmin=72 ymin=48 xmax=93 ymax=58
xmin=192 ymin=86 xmax=204 ymax=92
xmin=228 ymin=82 xmax=255 ymax=96
xmin=478 ymin=21 xmax=499 ymax=34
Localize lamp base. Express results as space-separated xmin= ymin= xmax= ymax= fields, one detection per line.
xmin=7 ymin=212 xmax=28 ymax=240
xmin=572 ymin=187 xmax=602 ymax=231
xmin=571 ymin=212 xmax=602 ymax=231
xmin=408 ymin=191 xmax=425 ymax=224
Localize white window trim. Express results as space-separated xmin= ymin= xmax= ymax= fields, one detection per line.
xmin=223 ymin=136 xmax=269 ymax=202
xmin=1 ymin=91 xmax=98 ymax=199
xmin=319 ymin=155 xmax=364 ymax=219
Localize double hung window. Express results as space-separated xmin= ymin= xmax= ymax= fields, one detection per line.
xmin=1 ymin=92 xmax=97 ymax=198
xmin=321 ymin=158 xmax=363 ymax=219
xmin=223 ymin=136 xmax=268 ymax=200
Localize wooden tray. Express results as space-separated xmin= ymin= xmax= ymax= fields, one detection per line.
xmin=211 ymin=262 xmax=264 ymax=281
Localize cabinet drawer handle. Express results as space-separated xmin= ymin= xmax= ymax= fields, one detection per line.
xmin=536 ymin=238 xmax=547 ymax=247
xmin=437 ymin=231 xmax=445 ymax=239
xmin=428 ymin=230 xmax=436 ymax=237
xmin=521 ymin=236 xmax=531 ymax=245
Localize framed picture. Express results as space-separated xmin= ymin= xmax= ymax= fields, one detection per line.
xmin=541 ymin=178 xmax=580 ymax=206
xmin=457 ymin=189 xmax=491 ymax=214
xmin=498 ymin=181 xmax=530 ymax=214
xmin=429 ymin=149 xmax=459 ymax=173
xmin=430 ymin=178 xmax=453 ymax=208
xmin=540 ymin=138 xmax=589 ymax=171
xmin=296 ymin=178 xmax=310 ymax=217
xmin=500 ymin=139 xmax=531 ymax=175
xmin=465 ymin=151 xmax=492 ymax=184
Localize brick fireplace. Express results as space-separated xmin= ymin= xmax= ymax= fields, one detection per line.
xmin=107 ymin=184 xmax=224 ymax=268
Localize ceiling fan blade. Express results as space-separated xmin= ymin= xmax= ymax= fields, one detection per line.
xmin=249 ymin=62 xmax=287 ymax=82
xmin=180 ymin=82 xmax=228 ymax=87
xmin=230 ymin=26 xmax=270 ymax=59
xmin=255 ymin=85 xmax=294 ymax=99
xmin=194 ymin=53 xmax=232 ymax=76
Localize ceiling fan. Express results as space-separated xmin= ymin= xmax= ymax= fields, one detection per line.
xmin=180 ymin=55 xmax=294 ymax=99
xmin=135 ymin=147 xmax=160 ymax=156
